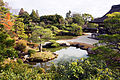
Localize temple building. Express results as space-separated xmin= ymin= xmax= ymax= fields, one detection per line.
xmin=90 ymin=4 xmax=120 ymax=34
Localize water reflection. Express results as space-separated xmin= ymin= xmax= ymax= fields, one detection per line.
xmin=33 ymin=47 xmax=88 ymax=69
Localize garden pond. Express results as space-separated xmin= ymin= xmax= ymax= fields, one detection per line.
xmin=31 ymin=46 xmax=88 ymax=70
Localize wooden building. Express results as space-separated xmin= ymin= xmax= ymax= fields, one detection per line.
xmin=90 ymin=4 xmax=120 ymax=34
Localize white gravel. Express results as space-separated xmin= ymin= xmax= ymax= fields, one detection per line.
xmin=58 ymin=33 xmax=99 ymax=45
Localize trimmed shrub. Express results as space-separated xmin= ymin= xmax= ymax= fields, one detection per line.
xmin=70 ymin=23 xmax=82 ymax=36
xmin=17 ymin=59 xmax=23 ymax=64
xmin=50 ymin=40 xmax=60 ymax=47
xmin=15 ymin=40 xmax=27 ymax=52
xmin=27 ymin=43 xmax=39 ymax=48
xmin=51 ymin=43 xmax=60 ymax=47
xmin=28 ymin=49 xmax=36 ymax=56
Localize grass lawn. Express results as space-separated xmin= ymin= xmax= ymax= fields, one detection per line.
xmin=30 ymin=52 xmax=57 ymax=62
xmin=45 ymin=46 xmax=68 ymax=52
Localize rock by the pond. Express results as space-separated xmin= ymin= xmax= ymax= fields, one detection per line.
xmin=56 ymin=40 xmax=70 ymax=46
xmin=24 ymin=55 xmax=29 ymax=59
xmin=76 ymin=44 xmax=84 ymax=48
xmin=69 ymin=42 xmax=94 ymax=50
xmin=43 ymin=42 xmax=53 ymax=48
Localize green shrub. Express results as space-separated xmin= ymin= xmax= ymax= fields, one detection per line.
xmin=35 ymin=67 xmax=45 ymax=74
xmin=5 ymin=39 xmax=15 ymax=47
xmin=0 ymin=62 xmax=43 ymax=80
xmin=50 ymin=40 xmax=60 ymax=47
xmin=17 ymin=59 xmax=23 ymax=64
xmin=27 ymin=43 xmax=34 ymax=48
xmin=92 ymin=46 xmax=120 ymax=69
xmin=27 ymin=43 xmax=39 ymax=48
xmin=42 ymin=48 xmax=47 ymax=51
xmin=0 ymin=58 xmax=119 ymax=80
xmin=70 ymin=23 xmax=82 ymax=36
xmin=15 ymin=43 xmax=26 ymax=52
xmin=51 ymin=43 xmax=60 ymax=47
xmin=49 ymin=59 xmax=120 ymax=80
xmin=0 ymin=32 xmax=18 ymax=61
xmin=28 ymin=49 xmax=36 ymax=56
xmin=15 ymin=40 xmax=27 ymax=52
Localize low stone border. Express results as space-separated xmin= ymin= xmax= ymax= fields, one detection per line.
xmin=68 ymin=42 xmax=95 ymax=54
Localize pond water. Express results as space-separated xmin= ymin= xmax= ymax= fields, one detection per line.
xmin=33 ymin=47 xmax=88 ymax=69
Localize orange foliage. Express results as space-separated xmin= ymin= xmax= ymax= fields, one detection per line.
xmin=0 ymin=12 xmax=17 ymax=36
xmin=0 ymin=13 xmax=14 ymax=30
xmin=1 ymin=23 xmax=11 ymax=29
xmin=6 ymin=13 xmax=10 ymax=20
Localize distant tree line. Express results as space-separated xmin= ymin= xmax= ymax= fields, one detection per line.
xmin=18 ymin=8 xmax=98 ymax=37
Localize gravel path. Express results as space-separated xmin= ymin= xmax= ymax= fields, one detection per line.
xmin=57 ymin=33 xmax=99 ymax=45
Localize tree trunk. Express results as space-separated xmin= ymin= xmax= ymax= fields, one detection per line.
xmin=39 ymin=44 xmax=42 ymax=52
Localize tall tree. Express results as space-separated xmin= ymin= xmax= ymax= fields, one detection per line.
xmin=72 ymin=13 xmax=85 ymax=26
xmin=19 ymin=8 xmax=30 ymax=24
xmin=82 ymin=13 xmax=93 ymax=24
xmin=65 ymin=10 xmax=72 ymax=24
xmin=36 ymin=10 xmax=39 ymax=17
xmin=66 ymin=10 xmax=71 ymax=18
xmin=30 ymin=9 xmax=39 ymax=23
xmin=19 ymin=8 xmax=24 ymax=15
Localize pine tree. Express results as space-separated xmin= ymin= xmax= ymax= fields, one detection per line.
xmin=36 ymin=10 xmax=39 ymax=17
xmin=30 ymin=9 xmax=39 ymax=23
xmin=30 ymin=26 xmax=53 ymax=52
xmin=19 ymin=8 xmax=30 ymax=24
xmin=19 ymin=8 xmax=25 ymax=15
xmin=13 ymin=18 xmax=28 ymax=39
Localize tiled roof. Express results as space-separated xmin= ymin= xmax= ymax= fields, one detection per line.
xmin=90 ymin=4 xmax=120 ymax=23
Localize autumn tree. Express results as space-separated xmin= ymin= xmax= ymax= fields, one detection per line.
xmin=0 ymin=1 xmax=13 ymax=31
xmin=0 ymin=12 xmax=15 ymax=38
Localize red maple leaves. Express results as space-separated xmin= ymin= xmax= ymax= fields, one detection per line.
xmin=0 ymin=13 xmax=14 ymax=30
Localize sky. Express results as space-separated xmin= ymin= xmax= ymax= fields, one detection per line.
xmin=4 ymin=0 xmax=120 ymax=18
